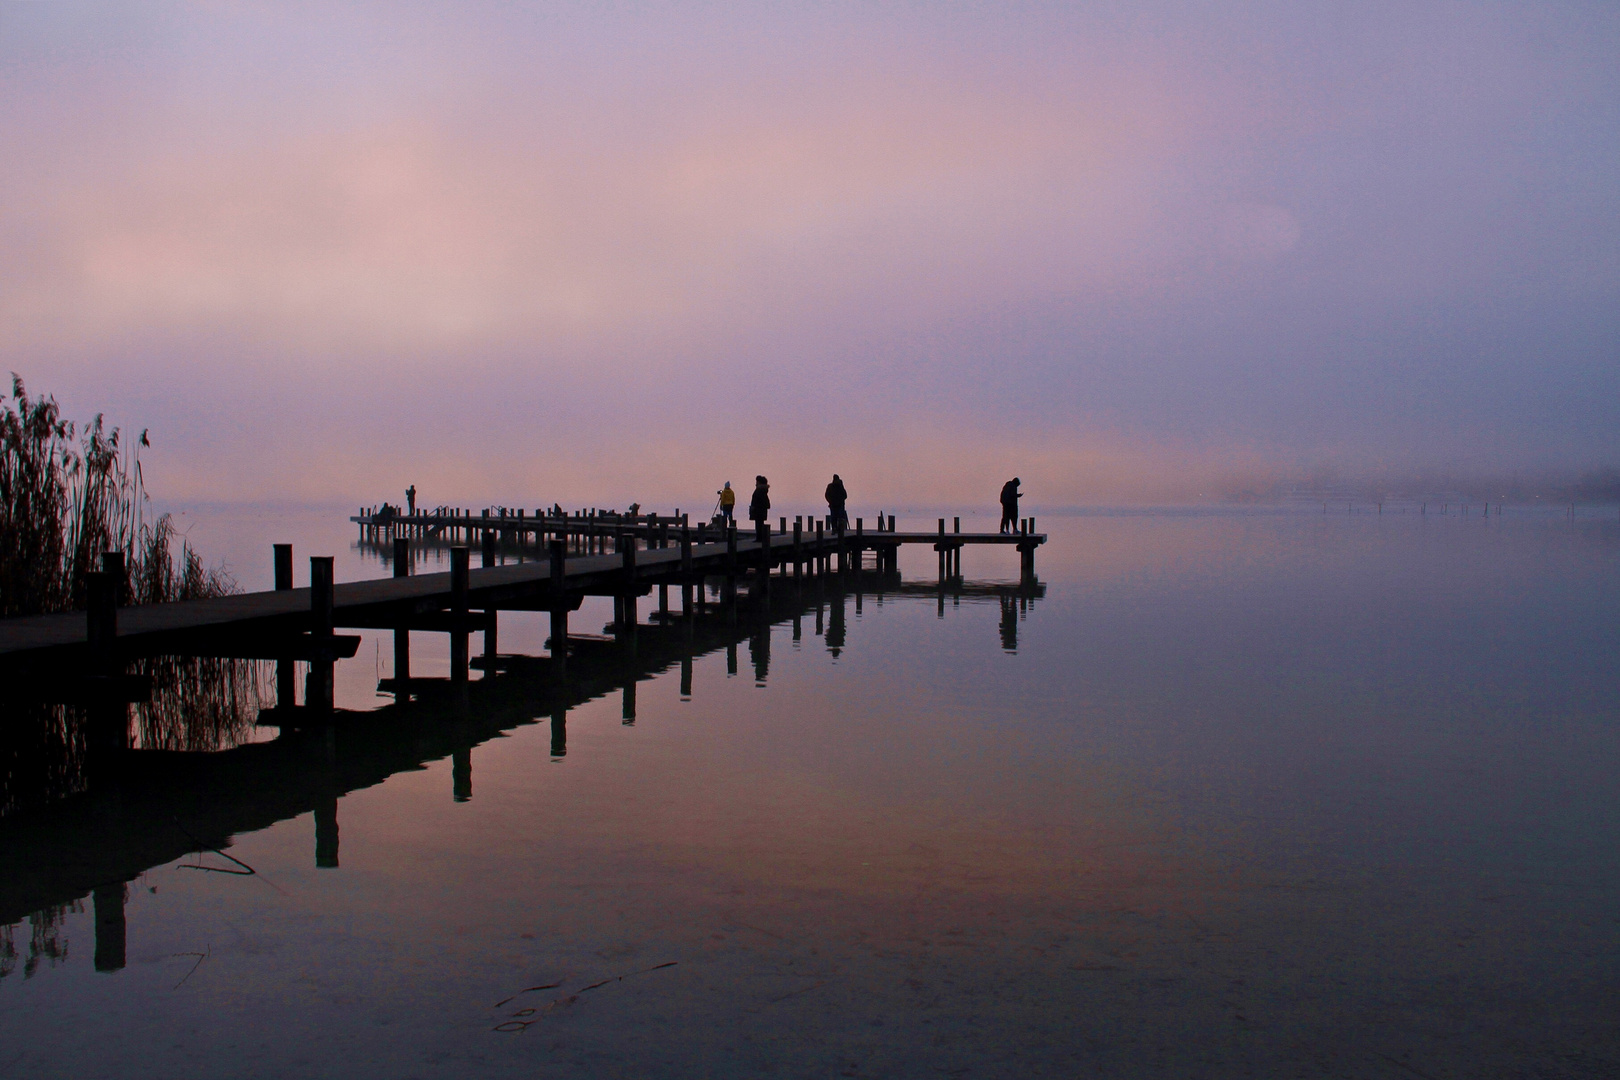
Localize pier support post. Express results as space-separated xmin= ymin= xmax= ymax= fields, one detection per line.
xmin=93 ymin=882 xmax=128 ymax=973
xmin=273 ymin=544 xmax=296 ymax=707
xmin=756 ymin=522 xmax=771 ymax=592
xmin=86 ymin=570 xmax=117 ymax=674
xmin=308 ymin=556 xmax=335 ymax=714
xmin=393 ymin=538 xmax=411 ymax=689
xmin=548 ymin=539 xmax=568 ymax=674
xmin=1019 ymin=522 xmax=1037 ymax=586
xmin=680 ymin=524 xmax=694 ymax=614
xmin=450 ymin=547 xmax=469 ymax=684
xmin=618 ymin=533 xmax=638 ymax=646
xmin=724 ymin=523 xmax=738 ymax=606
xmin=482 ymin=528 xmax=495 ymax=569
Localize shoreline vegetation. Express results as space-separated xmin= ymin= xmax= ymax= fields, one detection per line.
xmin=0 ymin=375 xmax=233 ymax=618
xmin=0 ymin=377 xmax=264 ymax=823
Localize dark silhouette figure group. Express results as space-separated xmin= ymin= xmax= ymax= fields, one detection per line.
xmin=699 ymin=473 xmax=1024 ymax=535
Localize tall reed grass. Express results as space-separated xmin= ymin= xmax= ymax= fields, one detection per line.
xmin=0 ymin=375 xmax=231 ymax=616
xmin=0 ymin=378 xmax=265 ymax=822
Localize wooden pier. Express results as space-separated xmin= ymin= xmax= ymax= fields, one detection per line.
xmin=0 ymin=512 xmax=1045 ymax=677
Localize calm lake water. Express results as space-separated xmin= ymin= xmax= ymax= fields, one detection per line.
xmin=2 ymin=507 xmax=1618 ymax=1078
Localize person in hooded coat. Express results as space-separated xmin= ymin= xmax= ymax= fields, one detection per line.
xmin=999 ymin=477 xmax=1021 ymax=534
xmin=824 ymin=474 xmax=848 ymax=535
xmin=749 ymin=475 xmax=771 ymax=540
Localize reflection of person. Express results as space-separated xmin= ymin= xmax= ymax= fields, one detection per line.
xmin=748 ymin=476 xmax=771 ymax=539
xmin=718 ymin=482 xmax=735 ymax=523
xmin=406 ymin=485 xmax=416 ymax=514
xmin=999 ymin=477 xmax=1021 ymax=534
xmin=824 ymin=474 xmax=848 ymax=535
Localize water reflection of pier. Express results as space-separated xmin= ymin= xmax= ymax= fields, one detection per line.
xmin=0 ymin=571 xmax=1041 ymax=975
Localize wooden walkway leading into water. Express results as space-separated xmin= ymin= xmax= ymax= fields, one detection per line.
xmin=0 ymin=514 xmax=1044 ymax=669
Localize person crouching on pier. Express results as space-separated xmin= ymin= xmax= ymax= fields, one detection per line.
xmin=749 ymin=476 xmax=771 ymax=542
xmin=999 ymin=477 xmax=1021 ymax=533
xmin=825 ymin=473 xmax=848 ymax=535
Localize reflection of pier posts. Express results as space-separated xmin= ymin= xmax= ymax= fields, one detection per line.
xmin=548 ymin=540 xmax=568 ymax=675
xmin=93 ymin=882 xmax=127 ymax=973
xmin=315 ymin=796 xmax=340 ymax=867
xmin=751 ymin=619 xmax=770 ymax=685
xmin=450 ymin=547 xmax=470 ymax=684
xmin=452 ymin=746 xmax=472 ymax=802
xmin=827 ymin=589 xmax=846 ymax=654
xmin=1000 ymin=594 xmax=1018 ymax=651
xmin=315 ymin=726 xmax=339 ymax=866
xmin=622 ymin=680 xmax=636 ymax=724
xmin=392 ymin=538 xmax=411 ymax=692
xmin=726 ymin=642 xmax=738 ymax=676
xmin=550 ymin=705 xmax=567 ymax=757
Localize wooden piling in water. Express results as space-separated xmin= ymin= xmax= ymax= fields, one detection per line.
xmin=393 ymin=538 xmax=411 ymax=687
xmin=450 ymin=547 xmax=469 ymax=684
xmin=548 ymin=539 xmax=568 ymax=674
xmin=309 ymin=556 xmax=335 ymax=712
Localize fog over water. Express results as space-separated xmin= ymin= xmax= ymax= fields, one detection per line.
xmin=2 ymin=2 xmax=1617 ymax=506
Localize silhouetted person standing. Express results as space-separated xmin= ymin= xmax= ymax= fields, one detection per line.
xmin=749 ymin=475 xmax=771 ymax=541
xmin=999 ymin=477 xmax=1021 ymax=533
xmin=718 ymin=481 xmax=736 ymax=524
xmin=825 ymin=474 xmax=848 ymax=535
xmin=406 ymin=485 xmax=416 ymax=514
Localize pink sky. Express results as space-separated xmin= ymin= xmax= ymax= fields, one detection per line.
xmin=2 ymin=3 xmax=1616 ymax=507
